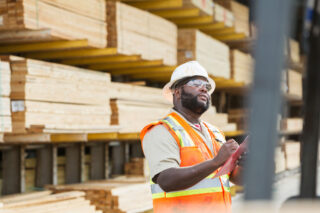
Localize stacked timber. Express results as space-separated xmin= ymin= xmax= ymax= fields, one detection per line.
xmin=47 ymin=178 xmax=152 ymax=213
xmin=284 ymin=141 xmax=300 ymax=170
xmin=109 ymin=82 xmax=171 ymax=133
xmin=287 ymin=70 xmax=302 ymax=98
xmin=0 ymin=59 xmax=12 ymax=133
xmin=231 ymin=49 xmax=254 ymax=84
xmin=124 ymin=158 xmax=149 ymax=178
xmin=214 ymin=0 xmax=250 ymax=36
xmin=228 ymin=108 xmax=248 ymax=131
xmin=213 ymin=3 xmax=234 ymax=27
xmin=10 ymin=58 xmax=112 ymax=133
xmin=107 ymin=1 xmax=177 ymax=65
xmin=178 ymin=29 xmax=230 ymax=79
xmin=275 ymin=146 xmax=286 ymax=173
xmin=202 ymin=106 xmax=237 ymax=132
xmin=0 ymin=191 xmax=101 ymax=213
xmin=0 ymin=0 xmax=107 ymax=47
xmin=288 ymin=39 xmax=301 ymax=63
xmin=183 ymin=0 xmax=214 ymax=16
xmin=280 ymin=118 xmax=303 ymax=132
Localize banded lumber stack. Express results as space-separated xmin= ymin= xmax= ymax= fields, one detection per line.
xmin=47 ymin=178 xmax=152 ymax=213
xmin=124 ymin=158 xmax=149 ymax=178
xmin=0 ymin=59 xmax=12 ymax=133
xmin=178 ymin=29 xmax=230 ymax=79
xmin=287 ymin=70 xmax=302 ymax=98
xmin=288 ymin=39 xmax=301 ymax=63
xmin=202 ymin=106 xmax=237 ymax=132
xmin=284 ymin=141 xmax=300 ymax=170
xmin=0 ymin=191 xmax=102 ymax=213
xmin=10 ymin=58 xmax=112 ymax=133
xmin=109 ymin=82 xmax=171 ymax=133
xmin=213 ymin=3 xmax=234 ymax=27
xmin=280 ymin=118 xmax=303 ymax=132
xmin=214 ymin=0 xmax=250 ymax=36
xmin=231 ymin=49 xmax=254 ymax=84
xmin=0 ymin=0 xmax=107 ymax=47
xmin=107 ymin=1 xmax=177 ymax=65
xmin=228 ymin=108 xmax=247 ymax=131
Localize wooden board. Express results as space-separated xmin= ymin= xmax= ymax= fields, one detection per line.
xmin=0 ymin=0 xmax=107 ymax=48
xmin=228 ymin=108 xmax=247 ymax=131
xmin=289 ymin=39 xmax=300 ymax=63
xmin=287 ymin=70 xmax=302 ymax=98
xmin=202 ymin=106 xmax=237 ymax=132
xmin=231 ymin=49 xmax=254 ymax=84
xmin=124 ymin=158 xmax=149 ymax=178
xmin=107 ymin=1 xmax=177 ymax=66
xmin=284 ymin=141 xmax=300 ymax=170
xmin=275 ymin=146 xmax=286 ymax=173
xmin=213 ymin=3 xmax=234 ymax=27
xmin=178 ymin=29 xmax=230 ymax=79
xmin=46 ymin=178 xmax=152 ymax=213
xmin=0 ymin=60 xmax=11 ymax=97
xmin=281 ymin=118 xmax=303 ymax=132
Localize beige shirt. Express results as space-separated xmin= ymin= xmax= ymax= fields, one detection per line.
xmin=142 ymin=109 xmax=225 ymax=179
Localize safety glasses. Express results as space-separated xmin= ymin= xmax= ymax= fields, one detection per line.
xmin=184 ymin=79 xmax=212 ymax=91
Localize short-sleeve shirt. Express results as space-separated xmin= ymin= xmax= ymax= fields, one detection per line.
xmin=142 ymin=109 xmax=225 ymax=179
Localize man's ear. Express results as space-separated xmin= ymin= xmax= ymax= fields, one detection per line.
xmin=173 ymin=88 xmax=181 ymax=100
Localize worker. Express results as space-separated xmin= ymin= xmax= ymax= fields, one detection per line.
xmin=140 ymin=61 xmax=245 ymax=213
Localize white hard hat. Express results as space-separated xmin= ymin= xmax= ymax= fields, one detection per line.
xmin=163 ymin=61 xmax=216 ymax=103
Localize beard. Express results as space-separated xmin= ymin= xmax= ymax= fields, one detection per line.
xmin=181 ymin=88 xmax=210 ymax=115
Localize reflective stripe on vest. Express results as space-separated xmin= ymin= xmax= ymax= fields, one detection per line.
xmin=150 ymin=174 xmax=230 ymax=199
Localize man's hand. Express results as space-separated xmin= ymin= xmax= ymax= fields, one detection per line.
xmin=215 ymin=139 xmax=239 ymax=166
xmin=236 ymin=152 xmax=248 ymax=167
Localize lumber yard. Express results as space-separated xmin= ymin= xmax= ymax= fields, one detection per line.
xmin=0 ymin=0 xmax=319 ymax=212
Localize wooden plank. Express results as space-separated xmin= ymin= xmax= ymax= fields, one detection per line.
xmin=87 ymin=132 xmax=118 ymax=141
xmin=171 ymin=15 xmax=213 ymax=26
xmin=0 ymin=40 xmax=89 ymax=54
xmin=89 ymin=60 xmax=163 ymax=70
xmin=109 ymin=65 xmax=176 ymax=75
xmin=61 ymin=55 xmax=141 ymax=65
xmin=25 ymin=48 xmax=118 ymax=59
xmin=118 ymin=133 xmax=140 ymax=141
xmin=124 ymin=0 xmax=183 ymax=10
xmin=211 ymin=32 xmax=246 ymax=41
xmin=51 ymin=134 xmax=87 ymax=143
xmin=152 ymin=8 xmax=200 ymax=18
xmin=0 ymin=29 xmax=55 ymax=44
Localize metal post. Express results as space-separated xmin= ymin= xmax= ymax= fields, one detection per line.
xmin=244 ymin=0 xmax=295 ymax=200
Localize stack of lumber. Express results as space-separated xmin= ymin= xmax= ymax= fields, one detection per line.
xmin=0 ymin=0 xmax=107 ymax=47
xmin=231 ymin=49 xmax=254 ymax=84
xmin=213 ymin=3 xmax=234 ymax=27
xmin=284 ymin=141 xmax=300 ymax=170
xmin=25 ymin=157 xmax=36 ymax=192
xmin=107 ymin=1 xmax=177 ymax=65
xmin=228 ymin=108 xmax=248 ymax=130
xmin=0 ymin=59 xmax=12 ymax=133
xmin=287 ymin=70 xmax=302 ymax=97
xmin=275 ymin=146 xmax=286 ymax=173
xmin=202 ymin=106 xmax=237 ymax=132
xmin=124 ymin=158 xmax=149 ymax=178
xmin=288 ymin=39 xmax=301 ymax=63
xmin=214 ymin=0 xmax=250 ymax=36
xmin=178 ymin=29 xmax=230 ymax=79
xmin=0 ymin=190 xmax=101 ymax=213
xmin=47 ymin=178 xmax=152 ymax=213
xmin=183 ymin=0 xmax=214 ymax=16
xmin=10 ymin=58 xmax=113 ymax=133
xmin=281 ymin=118 xmax=303 ymax=132
xmin=109 ymin=82 xmax=171 ymax=133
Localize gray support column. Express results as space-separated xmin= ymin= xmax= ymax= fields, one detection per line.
xmin=65 ymin=143 xmax=84 ymax=184
xmin=2 ymin=146 xmax=25 ymax=195
xmin=36 ymin=145 xmax=57 ymax=187
xmin=111 ymin=142 xmax=125 ymax=175
xmin=90 ymin=143 xmax=106 ymax=180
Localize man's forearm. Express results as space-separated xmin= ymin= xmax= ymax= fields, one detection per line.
xmin=156 ymin=158 xmax=223 ymax=192
xmin=229 ymin=166 xmax=244 ymax=185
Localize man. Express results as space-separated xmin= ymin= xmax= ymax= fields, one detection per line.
xmin=140 ymin=61 xmax=244 ymax=213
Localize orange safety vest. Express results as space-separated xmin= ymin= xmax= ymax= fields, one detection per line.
xmin=140 ymin=112 xmax=232 ymax=213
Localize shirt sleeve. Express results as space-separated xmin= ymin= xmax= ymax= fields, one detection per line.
xmin=142 ymin=124 xmax=181 ymax=180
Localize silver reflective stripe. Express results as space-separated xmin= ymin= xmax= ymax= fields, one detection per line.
xmin=163 ymin=117 xmax=194 ymax=147
xmin=150 ymin=177 xmax=222 ymax=195
xmin=221 ymin=176 xmax=230 ymax=188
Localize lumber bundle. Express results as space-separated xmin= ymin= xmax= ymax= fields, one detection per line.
xmin=0 ymin=59 xmax=12 ymax=133
xmin=231 ymin=49 xmax=254 ymax=84
xmin=111 ymin=99 xmax=171 ymax=133
xmin=275 ymin=146 xmax=286 ymax=173
xmin=107 ymin=1 xmax=177 ymax=65
xmin=0 ymin=0 xmax=107 ymax=47
xmin=228 ymin=108 xmax=248 ymax=131
xmin=202 ymin=106 xmax=237 ymax=132
xmin=10 ymin=58 xmax=112 ymax=133
xmin=47 ymin=178 xmax=152 ymax=213
xmin=213 ymin=3 xmax=234 ymax=27
xmin=214 ymin=0 xmax=250 ymax=36
xmin=124 ymin=158 xmax=149 ymax=178
xmin=281 ymin=118 xmax=303 ymax=132
xmin=178 ymin=29 xmax=230 ymax=79
xmin=284 ymin=141 xmax=300 ymax=170
xmin=287 ymin=70 xmax=302 ymax=98
xmin=288 ymin=39 xmax=301 ymax=63
xmin=0 ymin=190 xmax=102 ymax=213
xmin=184 ymin=0 xmax=214 ymax=16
